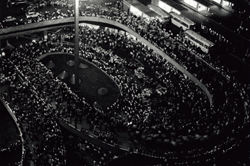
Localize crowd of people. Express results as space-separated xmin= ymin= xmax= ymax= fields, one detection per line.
xmin=61 ymin=24 xmax=249 ymax=165
xmin=0 ymin=0 xmax=250 ymax=165
xmin=1 ymin=47 xmax=68 ymax=165
xmin=1 ymin=36 xmax=119 ymax=165
xmin=1 ymin=0 xmax=249 ymax=63
xmin=63 ymin=131 xmax=116 ymax=166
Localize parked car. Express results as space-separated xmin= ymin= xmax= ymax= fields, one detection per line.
xmin=10 ymin=0 xmax=28 ymax=6
xmin=26 ymin=10 xmax=40 ymax=19
xmin=3 ymin=16 xmax=16 ymax=23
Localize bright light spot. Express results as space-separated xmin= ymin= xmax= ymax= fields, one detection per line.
xmin=222 ymin=0 xmax=230 ymax=6
xmin=158 ymin=1 xmax=172 ymax=13
xmin=80 ymin=23 xmax=99 ymax=29
xmin=184 ymin=0 xmax=198 ymax=8
xmin=198 ymin=4 xmax=207 ymax=11
xmin=130 ymin=5 xmax=142 ymax=17
xmin=171 ymin=8 xmax=181 ymax=15
xmin=212 ymin=0 xmax=222 ymax=4
xmin=75 ymin=0 xmax=79 ymax=8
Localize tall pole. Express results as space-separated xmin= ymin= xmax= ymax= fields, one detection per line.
xmin=74 ymin=0 xmax=80 ymax=92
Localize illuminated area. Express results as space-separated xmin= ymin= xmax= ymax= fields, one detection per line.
xmin=184 ymin=0 xmax=198 ymax=8
xmin=158 ymin=0 xmax=172 ymax=13
xmin=197 ymin=3 xmax=207 ymax=11
xmin=80 ymin=23 xmax=100 ymax=29
xmin=158 ymin=1 xmax=181 ymax=14
xmin=222 ymin=0 xmax=232 ymax=7
xmin=172 ymin=8 xmax=181 ymax=15
xmin=212 ymin=0 xmax=233 ymax=7
xmin=184 ymin=0 xmax=208 ymax=11
xmin=212 ymin=0 xmax=222 ymax=4
xmin=130 ymin=5 xmax=143 ymax=17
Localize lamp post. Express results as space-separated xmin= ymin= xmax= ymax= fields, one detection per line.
xmin=74 ymin=0 xmax=80 ymax=92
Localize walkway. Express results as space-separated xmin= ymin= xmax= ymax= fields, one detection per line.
xmin=59 ymin=116 xmax=164 ymax=160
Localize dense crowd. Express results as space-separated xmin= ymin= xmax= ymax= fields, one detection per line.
xmin=1 ymin=38 xmax=119 ymax=165
xmin=1 ymin=0 xmax=250 ymax=63
xmin=1 ymin=25 xmax=248 ymax=165
xmin=62 ymin=25 xmax=250 ymax=165
xmin=1 ymin=50 xmax=68 ymax=165
xmin=62 ymin=131 xmax=116 ymax=166
xmin=0 ymin=0 xmax=250 ymax=165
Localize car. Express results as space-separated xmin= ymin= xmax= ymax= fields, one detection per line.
xmin=10 ymin=0 xmax=28 ymax=6
xmin=26 ymin=10 xmax=40 ymax=19
xmin=3 ymin=16 xmax=17 ymax=23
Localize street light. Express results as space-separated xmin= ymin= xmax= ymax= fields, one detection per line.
xmin=74 ymin=0 xmax=80 ymax=92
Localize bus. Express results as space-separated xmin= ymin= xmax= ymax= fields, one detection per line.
xmin=184 ymin=30 xmax=215 ymax=53
xmin=170 ymin=12 xmax=195 ymax=30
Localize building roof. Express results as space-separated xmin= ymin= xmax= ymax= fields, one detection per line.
xmin=148 ymin=4 xmax=170 ymax=17
xmin=194 ymin=0 xmax=214 ymax=7
xmin=160 ymin=0 xmax=188 ymax=11
xmin=185 ymin=30 xmax=214 ymax=46
xmin=126 ymin=0 xmax=160 ymax=17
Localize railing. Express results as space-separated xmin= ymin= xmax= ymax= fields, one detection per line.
xmin=58 ymin=118 xmax=127 ymax=155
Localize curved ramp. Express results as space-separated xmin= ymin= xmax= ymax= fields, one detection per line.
xmin=59 ymin=118 xmax=127 ymax=155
